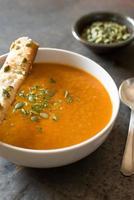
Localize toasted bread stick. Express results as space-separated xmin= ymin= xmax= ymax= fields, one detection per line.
xmin=0 ymin=37 xmax=39 ymax=123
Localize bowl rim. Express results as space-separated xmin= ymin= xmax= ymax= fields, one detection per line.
xmin=0 ymin=47 xmax=120 ymax=153
xmin=72 ymin=11 xmax=134 ymax=48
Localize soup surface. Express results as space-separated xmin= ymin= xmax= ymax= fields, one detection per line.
xmin=0 ymin=63 xmax=112 ymax=149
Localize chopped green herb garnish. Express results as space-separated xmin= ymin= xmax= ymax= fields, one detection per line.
xmin=31 ymin=103 xmax=44 ymax=113
xmin=43 ymin=101 xmax=49 ymax=108
xmin=22 ymin=58 xmax=27 ymax=64
xmin=10 ymin=42 xmax=15 ymax=49
xmin=14 ymin=82 xmax=76 ymax=122
xmin=20 ymin=108 xmax=29 ymax=115
xmin=2 ymin=89 xmax=10 ymax=98
xmin=16 ymin=46 xmax=20 ymax=50
xmin=64 ymin=90 xmax=73 ymax=103
xmin=53 ymin=100 xmax=62 ymax=109
xmin=30 ymin=85 xmax=40 ymax=90
xmin=44 ymin=95 xmax=51 ymax=101
xmin=26 ymin=43 xmax=31 ymax=47
xmin=6 ymin=86 xmax=13 ymax=92
xmin=4 ymin=65 xmax=10 ymax=72
xmin=18 ymin=90 xmax=26 ymax=98
xmin=66 ymin=95 xmax=73 ymax=103
xmin=15 ymin=70 xmax=23 ymax=75
xmin=39 ymin=89 xmax=47 ymax=96
xmin=30 ymin=110 xmax=39 ymax=115
xmin=51 ymin=114 xmax=59 ymax=121
xmin=64 ymin=90 xmax=69 ymax=98
xmin=36 ymin=126 xmax=43 ymax=133
xmin=49 ymin=78 xmax=56 ymax=84
xmin=26 ymin=41 xmax=33 ymax=47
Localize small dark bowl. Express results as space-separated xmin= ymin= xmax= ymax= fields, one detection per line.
xmin=72 ymin=12 xmax=134 ymax=53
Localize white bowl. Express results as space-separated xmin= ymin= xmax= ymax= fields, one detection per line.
xmin=0 ymin=48 xmax=120 ymax=168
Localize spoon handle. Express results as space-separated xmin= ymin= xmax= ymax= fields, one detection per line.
xmin=121 ymin=110 xmax=134 ymax=176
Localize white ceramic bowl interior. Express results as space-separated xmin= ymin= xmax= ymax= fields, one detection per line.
xmin=0 ymin=48 xmax=120 ymax=168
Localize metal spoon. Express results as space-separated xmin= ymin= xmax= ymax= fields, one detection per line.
xmin=119 ymin=78 xmax=134 ymax=176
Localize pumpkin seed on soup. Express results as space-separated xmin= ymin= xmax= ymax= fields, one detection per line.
xmin=45 ymin=89 xmax=56 ymax=97
xmin=31 ymin=116 xmax=39 ymax=122
xmin=28 ymin=94 xmax=36 ymax=102
xmin=40 ymin=112 xmax=49 ymax=119
xmin=15 ymin=102 xmax=25 ymax=109
xmin=13 ymin=81 xmax=75 ymax=123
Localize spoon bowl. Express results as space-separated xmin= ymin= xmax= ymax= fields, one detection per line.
xmin=119 ymin=78 xmax=134 ymax=110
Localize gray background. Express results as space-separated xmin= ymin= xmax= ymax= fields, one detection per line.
xmin=0 ymin=0 xmax=134 ymax=199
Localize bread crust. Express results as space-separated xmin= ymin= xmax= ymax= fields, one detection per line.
xmin=0 ymin=37 xmax=39 ymax=122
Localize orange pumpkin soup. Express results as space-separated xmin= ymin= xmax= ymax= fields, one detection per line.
xmin=0 ymin=63 xmax=112 ymax=149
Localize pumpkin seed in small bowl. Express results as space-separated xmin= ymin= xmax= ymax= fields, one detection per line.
xmin=72 ymin=12 xmax=134 ymax=53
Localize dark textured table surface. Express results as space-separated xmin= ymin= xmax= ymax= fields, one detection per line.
xmin=0 ymin=0 xmax=134 ymax=199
